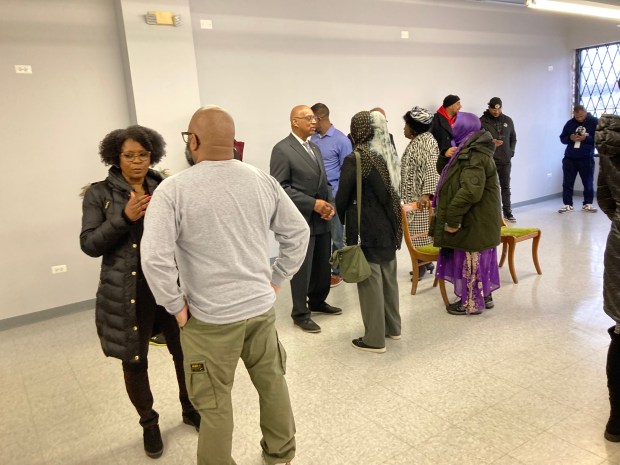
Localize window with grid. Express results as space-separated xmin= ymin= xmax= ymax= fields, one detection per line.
xmin=575 ymin=42 xmax=620 ymax=117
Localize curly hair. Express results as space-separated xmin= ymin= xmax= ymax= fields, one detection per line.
xmin=98 ymin=125 xmax=166 ymax=166
xmin=403 ymin=113 xmax=431 ymax=136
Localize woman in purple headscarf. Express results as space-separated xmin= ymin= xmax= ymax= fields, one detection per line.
xmin=430 ymin=112 xmax=501 ymax=315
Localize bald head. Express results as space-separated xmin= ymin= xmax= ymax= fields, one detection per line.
xmin=370 ymin=107 xmax=386 ymax=118
xmin=187 ymin=105 xmax=235 ymax=163
xmin=289 ymin=105 xmax=317 ymax=140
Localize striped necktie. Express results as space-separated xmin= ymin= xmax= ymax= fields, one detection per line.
xmin=303 ymin=141 xmax=317 ymax=163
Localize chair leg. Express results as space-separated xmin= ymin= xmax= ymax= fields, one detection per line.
xmin=432 ymin=275 xmax=438 ymax=288
xmin=532 ymin=232 xmax=542 ymax=275
xmin=499 ymin=242 xmax=508 ymax=267
xmin=507 ymin=239 xmax=518 ymax=284
xmin=438 ymin=278 xmax=449 ymax=306
xmin=411 ymin=260 xmax=420 ymax=295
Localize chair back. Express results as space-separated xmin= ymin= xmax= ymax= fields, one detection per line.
xmin=401 ymin=202 xmax=433 ymax=252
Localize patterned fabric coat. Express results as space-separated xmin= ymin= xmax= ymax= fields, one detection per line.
xmin=400 ymin=132 xmax=439 ymax=247
xmin=596 ymin=114 xmax=620 ymax=323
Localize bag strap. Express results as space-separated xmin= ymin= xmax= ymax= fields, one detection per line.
xmin=355 ymin=152 xmax=362 ymax=242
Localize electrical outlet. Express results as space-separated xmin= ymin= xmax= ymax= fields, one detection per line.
xmin=51 ymin=265 xmax=67 ymax=274
xmin=547 ymin=173 xmax=552 ymax=178
xmin=200 ymin=19 xmax=212 ymax=29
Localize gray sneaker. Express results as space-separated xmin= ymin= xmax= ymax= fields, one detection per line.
xmin=558 ymin=205 xmax=574 ymax=213
xmin=582 ymin=204 xmax=597 ymax=213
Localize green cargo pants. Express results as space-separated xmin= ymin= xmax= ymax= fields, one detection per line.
xmin=180 ymin=307 xmax=295 ymax=465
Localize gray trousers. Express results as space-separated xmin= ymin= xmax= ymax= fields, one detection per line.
xmin=356 ymin=259 xmax=401 ymax=348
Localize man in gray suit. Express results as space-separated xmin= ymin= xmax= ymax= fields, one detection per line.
xmin=270 ymin=105 xmax=343 ymax=333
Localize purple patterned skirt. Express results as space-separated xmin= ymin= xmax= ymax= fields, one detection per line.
xmin=436 ymin=247 xmax=500 ymax=313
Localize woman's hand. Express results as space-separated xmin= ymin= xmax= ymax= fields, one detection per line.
xmin=445 ymin=147 xmax=457 ymax=158
xmin=124 ymin=191 xmax=151 ymax=222
xmin=418 ymin=195 xmax=431 ymax=209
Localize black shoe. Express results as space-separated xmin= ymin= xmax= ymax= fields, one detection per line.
xmin=446 ymin=302 xmax=482 ymax=316
xmin=149 ymin=334 xmax=167 ymax=346
xmin=425 ymin=263 xmax=435 ymax=274
xmin=484 ymin=295 xmax=494 ymax=309
xmin=310 ymin=303 xmax=342 ymax=315
xmin=446 ymin=302 xmax=467 ymax=315
xmin=182 ymin=411 xmax=201 ymax=432
xmin=351 ymin=337 xmax=386 ymax=353
xmin=143 ymin=425 xmax=163 ymax=459
xmin=504 ymin=211 xmax=517 ymax=223
xmin=605 ymin=428 xmax=620 ymax=442
xmin=294 ymin=318 xmax=321 ymax=333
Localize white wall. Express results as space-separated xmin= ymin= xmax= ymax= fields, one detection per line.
xmin=189 ymin=0 xmax=574 ymax=206
xmin=0 ymin=0 xmax=130 ymax=320
xmin=1 ymin=0 xmax=619 ymax=321
xmin=117 ymin=0 xmax=201 ymax=175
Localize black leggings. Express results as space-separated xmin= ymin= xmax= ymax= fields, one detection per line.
xmin=122 ymin=278 xmax=195 ymax=427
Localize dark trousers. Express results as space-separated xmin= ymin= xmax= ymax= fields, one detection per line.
xmin=562 ymin=157 xmax=595 ymax=206
xmin=290 ymin=232 xmax=331 ymax=322
xmin=496 ymin=161 xmax=512 ymax=214
xmin=122 ymin=278 xmax=195 ymax=427
xmin=607 ymin=326 xmax=620 ymax=434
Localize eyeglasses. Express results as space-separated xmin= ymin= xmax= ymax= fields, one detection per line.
xmin=120 ymin=151 xmax=151 ymax=161
xmin=293 ymin=115 xmax=318 ymax=122
xmin=181 ymin=131 xmax=195 ymax=143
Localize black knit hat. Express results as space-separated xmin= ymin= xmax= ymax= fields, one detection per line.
xmin=443 ymin=94 xmax=460 ymax=108
xmin=488 ymin=97 xmax=502 ymax=109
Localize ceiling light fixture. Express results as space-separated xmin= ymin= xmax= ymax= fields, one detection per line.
xmin=526 ymin=0 xmax=620 ymax=20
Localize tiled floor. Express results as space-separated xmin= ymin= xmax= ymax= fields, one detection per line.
xmin=2 ymin=198 xmax=619 ymax=465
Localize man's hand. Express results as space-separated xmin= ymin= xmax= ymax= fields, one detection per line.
xmin=445 ymin=147 xmax=457 ymax=158
xmin=493 ymin=139 xmax=504 ymax=147
xmin=124 ymin=191 xmax=151 ymax=222
xmin=314 ymin=199 xmax=335 ymax=220
xmin=271 ymin=283 xmax=281 ymax=295
xmin=176 ymin=302 xmax=189 ymax=327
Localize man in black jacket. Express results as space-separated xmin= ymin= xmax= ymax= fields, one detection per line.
xmin=480 ymin=97 xmax=518 ymax=222
xmin=431 ymin=94 xmax=461 ymax=173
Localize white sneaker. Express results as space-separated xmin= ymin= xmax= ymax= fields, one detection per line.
xmin=582 ymin=204 xmax=597 ymax=213
xmin=558 ymin=205 xmax=574 ymax=213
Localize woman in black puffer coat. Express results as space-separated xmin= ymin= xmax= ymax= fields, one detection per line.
xmin=80 ymin=125 xmax=199 ymax=458
xmin=595 ymin=112 xmax=620 ymax=443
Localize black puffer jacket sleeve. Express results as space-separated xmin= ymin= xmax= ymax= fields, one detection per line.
xmin=80 ymin=183 xmax=132 ymax=257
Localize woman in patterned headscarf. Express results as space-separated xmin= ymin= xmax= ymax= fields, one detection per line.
xmin=400 ymin=106 xmax=440 ymax=278
xmin=430 ymin=112 xmax=501 ymax=315
xmin=336 ymin=111 xmax=403 ymax=353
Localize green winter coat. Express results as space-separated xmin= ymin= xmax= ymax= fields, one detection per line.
xmin=430 ymin=130 xmax=501 ymax=252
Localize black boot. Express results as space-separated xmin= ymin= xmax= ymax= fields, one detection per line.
xmin=143 ymin=424 xmax=164 ymax=458
xmin=606 ymin=326 xmax=620 ymax=442
xmin=418 ymin=264 xmax=427 ymax=280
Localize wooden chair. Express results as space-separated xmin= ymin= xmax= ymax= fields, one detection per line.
xmin=499 ymin=218 xmax=542 ymax=283
xmin=400 ymin=203 xmax=448 ymax=304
